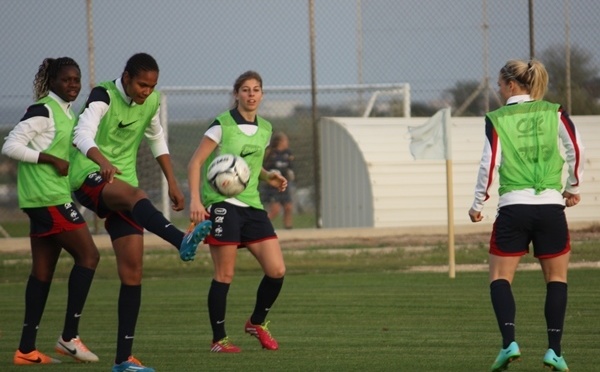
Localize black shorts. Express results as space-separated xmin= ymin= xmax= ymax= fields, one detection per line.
xmin=73 ymin=171 xmax=143 ymax=241
xmin=23 ymin=202 xmax=86 ymax=237
xmin=261 ymin=185 xmax=292 ymax=204
xmin=490 ymin=204 xmax=570 ymax=258
xmin=205 ymin=201 xmax=277 ymax=247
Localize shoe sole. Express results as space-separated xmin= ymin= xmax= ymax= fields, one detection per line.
xmin=492 ymin=356 xmax=520 ymax=372
xmin=543 ymin=363 xmax=569 ymax=372
xmin=180 ymin=221 xmax=212 ymax=260
xmin=55 ymin=347 xmax=99 ymax=363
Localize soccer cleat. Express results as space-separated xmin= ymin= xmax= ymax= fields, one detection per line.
xmin=245 ymin=319 xmax=279 ymax=350
xmin=112 ymin=355 xmax=155 ymax=372
xmin=491 ymin=341 xmax=521 ymax=372
xmin=543 ymin=349 xmax=569 ymax=371
xmin=210 ymin=337 xmax=241 ymax=353
xmin=55 ymin=335 xmax=99 ymax=362
xmin=179 ymin=220 xmax=212 ymax=261
xmin=14 ymin=349 xmax=61 ymax=365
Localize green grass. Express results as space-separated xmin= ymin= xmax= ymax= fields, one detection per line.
xmin=1 ymin=246 xmax=599 ymax=371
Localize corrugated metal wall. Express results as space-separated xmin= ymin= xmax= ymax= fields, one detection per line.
xmin=320 ymin=116 xmax=599 ymax=228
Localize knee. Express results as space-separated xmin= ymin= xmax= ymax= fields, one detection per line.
xmin=267 ymin=265 xmax=286 ymax=279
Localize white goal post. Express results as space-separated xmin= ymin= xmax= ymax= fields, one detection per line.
xmin=156 ymin=83 xmax=411 ymax=219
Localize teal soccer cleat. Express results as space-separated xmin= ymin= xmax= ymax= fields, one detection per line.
xmin=491 ymin=341 xmax=521 ymax=372
xmin=112 ymin=356 xmax=155 ymax=372
xmin=543 ymin=349 xmax=569 ymax=371
xmin=179 ymin=220 xmax=212 ymax=261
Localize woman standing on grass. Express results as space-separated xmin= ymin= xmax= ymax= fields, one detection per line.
xmin=2 ymin=57 xmax=100 ymax=365
xmin=187 ymin=70 xmax=288 ymax=352
xmin=468 ymin=59 xmax=584 ymax=372
xmin=69 ymin=52 xmax=211 ymax=372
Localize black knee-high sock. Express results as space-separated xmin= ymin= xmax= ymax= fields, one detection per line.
xmin=546 ymin=281 xmax=568 ymax=356
xmin=62 ymin=265 xmax=95 ymax=341
xmin=131 ymin=199 xmax=184 ymax=248
xmin=250 ymin=275 xmax=284 ymax=325
xmin=19 ymin=276 xmax=51 ymax=353
xmin=208 ymin=280 xmax=230 ymax=342
xmin=490 ymin=279 xmax=516 ymax=349
xmin=116 ymin=284 xmax=141 ymax=364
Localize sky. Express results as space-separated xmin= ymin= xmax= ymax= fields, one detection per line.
xmin=1 ymin=0 xmax=599 ymax=123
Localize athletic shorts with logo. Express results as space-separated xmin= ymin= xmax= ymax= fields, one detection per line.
xmin=206 ymin=201 xmax=277 ymax=247
xmin=23 ymin=202 xmax=86 ymax=237
xmin=490 ymin=204 xmax=570 ymax=258
xmin=73 ymin=171 xmax=143 ymax=240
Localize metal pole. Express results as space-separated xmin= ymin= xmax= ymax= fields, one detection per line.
xmin=529 ymin=0 xmax=535 ymax=59
xmin=564 ymin=0 xmax=572 ymax=113
xmin=308 ymin=0 xmax=321 ymax=227
xmin=356 ymin=0 xmax=364 ymax=109
xmin=86 ymin=0 xmax=96 ymax=90
xmin=482 ymin=0 xmax=489 ymax=113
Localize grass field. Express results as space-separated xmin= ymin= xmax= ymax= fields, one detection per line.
xmin=1 ymin=243 xmax=599 ymax=371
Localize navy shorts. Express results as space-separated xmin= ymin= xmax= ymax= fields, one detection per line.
xmin=490 ymin=204 xmax=570 ymax=258
xmin=206 ymin=201 xmax=277 ymax=247
xmin=73 ymin=171 xmax=143 ymax=241
xmin=23 ymin=202 xmax=86 ymax=237
xmin=261 ymin=185 xmax=292 ymax=205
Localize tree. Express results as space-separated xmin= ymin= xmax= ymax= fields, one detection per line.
xmin=539 ymin=44 xmax=600 ymax=114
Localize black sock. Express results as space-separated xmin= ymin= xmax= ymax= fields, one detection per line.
xmin=250 ymin=275 xmax=284 ymax=325
xmin=116 ymin=284 xmax=141 ymax=364
xmin=62 ymin=265 xmax=95 ymax=341
xmin=19 ymin=276 xmax=51 ymax=353
xmin=131 ymin=199 xmax=183 ymax=248
xmin=490 ymin=279 xmax=516 ymax=349
xmin=208 ymin=280 xmax=230 ymax=342
xmin=546 ymin=281 xmax=568 ymax=356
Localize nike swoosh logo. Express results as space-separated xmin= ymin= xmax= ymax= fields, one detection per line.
xmin=240 ymin=149 xmax=258 ymax=157
xmin=216 ymin=320 xmax=225 ymax=324
xmin=74 ymin=313 xmax=82 ymax=318
xmin=118 ymin=120 xmax=136 ymax=128
xmin=59 ymin=342 xmax=77 ymax=355
xmin=124 ymin=335 xmax=135 ymax=339
xmin=17 ymin=356 xmax=42 ymax=363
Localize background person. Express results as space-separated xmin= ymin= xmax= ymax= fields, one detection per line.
xmin=468 ymin=59 xmax=584 ymax=372
xmin=2 ymin=57 xmax=100 ymax=365
xmin=261 ymin=131 xmax=295 ymax=229
xmin=187 ymin=70 xmax=287 ymax=353
xmin=69 ymin=53 xmax=211 ymax=372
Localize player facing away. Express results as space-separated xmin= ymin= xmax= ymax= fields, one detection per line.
xmin=187 ymin=70 xmax=288 ymax=352
xmin=468 ymin=59 xmax=584 ymax=372
xmin=69 ymin=53 xmax=211 ymax=372
xmin=2 ymin=57 xmax=100 ymax=365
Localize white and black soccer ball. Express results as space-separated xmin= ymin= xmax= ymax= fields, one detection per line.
xmin=207 ymin=154 xmax=251 ymax=197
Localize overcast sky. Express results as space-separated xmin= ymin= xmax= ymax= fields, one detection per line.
xmin=1 ymin=0 xmax=598 ymax=123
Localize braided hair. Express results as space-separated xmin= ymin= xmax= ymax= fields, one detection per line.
xmin=33 ymin=57 xmax=80 ymax=100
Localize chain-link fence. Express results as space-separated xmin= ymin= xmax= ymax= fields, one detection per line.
xmin=1 ymin=0 xmax=598 ymax=235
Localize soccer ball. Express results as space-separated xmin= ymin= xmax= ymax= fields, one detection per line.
xmin=207 ymin=154 xmax=251 ymax=197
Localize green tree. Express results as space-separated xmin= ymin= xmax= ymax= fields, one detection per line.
xmin=540 ymin=44 xmax=600 ymax=114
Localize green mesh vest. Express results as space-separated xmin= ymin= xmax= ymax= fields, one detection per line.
xmin=201 ymin=111 xmax=272 ymax=209
xmin=69 ymin=81 xmax=160 ymax=189
xmin=486 ymin=100 xmax=564 ymax=195
xmin=18 ymin=97 xmax=74 ymax=208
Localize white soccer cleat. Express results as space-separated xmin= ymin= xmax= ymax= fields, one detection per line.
xmin=55 ymin=336 xmax=99 ymax=363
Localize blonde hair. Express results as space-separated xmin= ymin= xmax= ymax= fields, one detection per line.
xmin=499 ymin=59 xmax=548 ymax=100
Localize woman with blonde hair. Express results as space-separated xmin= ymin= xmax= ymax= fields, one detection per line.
xmin=469 ymin=59 xmax=584 ymax=372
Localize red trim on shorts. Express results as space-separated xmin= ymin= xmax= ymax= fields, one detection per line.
xmin=205 ymin=234 xmax=277 ymax=247
xmin=31 ymin=206 xmax=86 ymax=238
xmin=537 ymin=244 xmax=571 ymax=259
